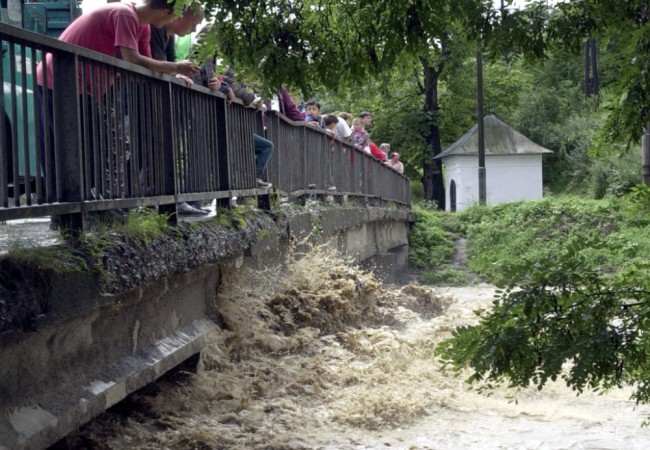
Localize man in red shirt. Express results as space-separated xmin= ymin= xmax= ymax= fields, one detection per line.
xmin=37 ymin=0 xmax=199 ymax=88
xmin=37 ymin=0 xmax=201 ymax=211
xmin=369 ymin=142 xmax=387 ymax=162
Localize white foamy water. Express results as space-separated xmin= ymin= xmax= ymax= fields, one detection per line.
xmin=63 ymin=249 xmax=650 ymax=450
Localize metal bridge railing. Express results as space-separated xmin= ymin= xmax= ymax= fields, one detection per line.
xmin=0 ymin=23 xmax=410 ymax=232
xmin=265 ymin=111 xmax=410 ymax=204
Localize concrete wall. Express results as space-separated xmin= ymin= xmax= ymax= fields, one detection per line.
xmin=0 ymin=204 xmax=414 ymax=450
xmin=442 ymin=154 xmax=545 ymax=211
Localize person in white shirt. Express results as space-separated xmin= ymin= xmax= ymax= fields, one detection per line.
xmin=323 ymin=114 xmax=353 ymax=141
xmin=386 ymin=152 xmax=404 ymax=174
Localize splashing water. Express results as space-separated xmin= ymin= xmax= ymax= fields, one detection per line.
xmin=61 ymin=246 xmax=650 ymax=450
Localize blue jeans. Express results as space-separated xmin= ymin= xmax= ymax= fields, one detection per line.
xmin=254 ymin=134 xmax=274 ymax=178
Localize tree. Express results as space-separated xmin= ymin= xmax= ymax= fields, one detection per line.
xmin=545 ymin=0 xmax=650 ymax=143
xmin=193 ymin=0 xmax=498 ymax=207
xmin=190 ymin=0 xmax=649 ymax=198
xmin=486 ymin=0 xmax=650 ymax=144
xmin=436 ymin=235 xmax=650 ymax=410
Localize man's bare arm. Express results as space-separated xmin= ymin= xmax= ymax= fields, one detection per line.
xmin=120 ymin=47 xmax=199 ymax=77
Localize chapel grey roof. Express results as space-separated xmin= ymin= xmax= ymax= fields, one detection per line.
xmin=434 ymin=114 xmax=553 ymax=159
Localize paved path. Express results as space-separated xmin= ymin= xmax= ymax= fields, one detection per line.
xmin=0 ymin=202 xmax=219 ymax=255
xmin=0 ymin=217 xmax=61 ymax=255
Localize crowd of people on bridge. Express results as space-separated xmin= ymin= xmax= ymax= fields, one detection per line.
xmin=34 ymin=0 xmax=405 ymax=219
xmin=271 ymin=95 xmax=405 ymax=174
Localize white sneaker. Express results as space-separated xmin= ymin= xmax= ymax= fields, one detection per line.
xmin=177 ymin=202 xmax=209 ymax=215
xmin=257 ymin=178 xmax=273 ymax=188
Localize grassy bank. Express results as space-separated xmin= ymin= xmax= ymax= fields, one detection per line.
xmin=409 ymin=194 xmax=650 ymax=286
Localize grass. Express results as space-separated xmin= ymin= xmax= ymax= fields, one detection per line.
xmin=408 ymin=193 xmax=650 ymax=287
xmin=457 ymin=195 xmax=650 ymax=285
xmin=6 ymin=244 xmax=89 ymax=273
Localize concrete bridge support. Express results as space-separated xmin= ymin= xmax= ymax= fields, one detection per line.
xmin=0 ymin=204 xmax=414 ymax=450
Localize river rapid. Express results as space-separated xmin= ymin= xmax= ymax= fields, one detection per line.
xmin=59 ymin=246 xmax=650 ymax=450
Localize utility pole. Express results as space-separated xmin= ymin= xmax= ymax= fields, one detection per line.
xmin=584 ymin=38 xmax=599 ymax=97
xmin=477 ymin=49 xmax=486 ymax=205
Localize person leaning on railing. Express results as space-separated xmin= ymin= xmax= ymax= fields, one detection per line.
xmin=149 ymin=6 xmax=213 ymax=216
xmin=35 ymin=0 xmax=201 ymax=213
xmin=200 ymin=69 xmax=274 ymax=189
xmin=385 ymin=152 xmax=404 ymax=174
xmin=323 ymin=114 xmax=352 ymax=142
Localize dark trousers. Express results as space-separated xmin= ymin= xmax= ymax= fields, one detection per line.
xmin=254 ymin=133 xmax=274 ymax=178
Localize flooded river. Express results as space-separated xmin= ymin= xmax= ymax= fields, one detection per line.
xmin=58 ymin=247 xmax=650 ymax=449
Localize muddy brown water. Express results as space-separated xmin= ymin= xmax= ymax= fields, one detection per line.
xmin=57 ymin=247 xmax=650 ymax=449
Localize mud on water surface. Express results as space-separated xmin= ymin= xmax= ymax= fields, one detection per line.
xmin=57 ymin=245 xmax=650 ymax=450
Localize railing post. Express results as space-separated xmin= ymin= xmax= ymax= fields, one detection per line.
xmin=257 ymin=112 xmax=271 ymax=212
xmin=160 ymin=84 xmax=177 ymax=223
xmin=52 ymin=51 xmax=84 ymax=231
xmin=216 ymin=96 xmax=230 ymax=209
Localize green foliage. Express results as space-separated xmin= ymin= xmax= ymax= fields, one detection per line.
xmin=626 ymin=183 xmax=650 ymax=212
xmin=120 ymin=208 xmax=171 ymax=245
xmin=496 ymin=0 xmax=650 ymax=143
xmin=588 ymin=150 xmax=641 ymax=199
xmin=421 ymin=266 xmax=475 ymax=287
xmin=458 ymin=197 xmax=627 ymax=286
xmin=82 ymin=208 xmax=171 ymax=253
xmin=6 ymin=245 xmax=88 ymax=273
xmin=408 ymin=203 xmax=486 ymax=285
xmin=195 ymin=0 xmax=491 ymax=94
xmin=436 ymin=238 xmax=650 ymax=407
xmin=408 ymin=205 xmax=456 ymax=270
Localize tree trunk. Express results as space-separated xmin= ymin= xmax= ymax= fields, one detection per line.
xmin=421 ymin=59 xmax=445 ymax=209
xmin=643 ymin=122 xmax=650 ymax=185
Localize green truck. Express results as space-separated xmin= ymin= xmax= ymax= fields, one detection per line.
xmin=1 ymin=0 xmax=81 ymax=196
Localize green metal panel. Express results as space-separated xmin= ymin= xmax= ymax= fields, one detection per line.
xmin=1 ymin=0 xmax=80 ymax=178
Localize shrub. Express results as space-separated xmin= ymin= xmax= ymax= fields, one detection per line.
xmin=408 ymin=204 xmax=456 ymax=270
xmin=458 ymin=197 xmax=624 ymax=285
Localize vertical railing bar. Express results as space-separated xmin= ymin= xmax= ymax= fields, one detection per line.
xmin=127 ymin=76 xmax=137 ymax=198
xmin=145 ymin=83 xmax=154 ymax=194
xmin=0 ymin=37 xmax=8 ymax=207
xmin=20 ymin=43 xmax=32 ymax=204
xmin=90 ymin=61 xmax=100 ymax=199
xmin=200 ymin=94 xmax=208 ymax=192
xmin=112 ymin=68 xmax=122 ymax=199
xmin=97 ymin=64 xmax=107 ymax=200
xmin=41 ymin=53 xmax=52 ymax=203
xmin=105 ymin=66 xmax=115 ymax=199
xmin=31 ymin=46 xmax=41 ymax=203
xmin=79 ymin=58 xmax=90 ymax=199
xmin=8 ymin=44 xmax=19 ymax=206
